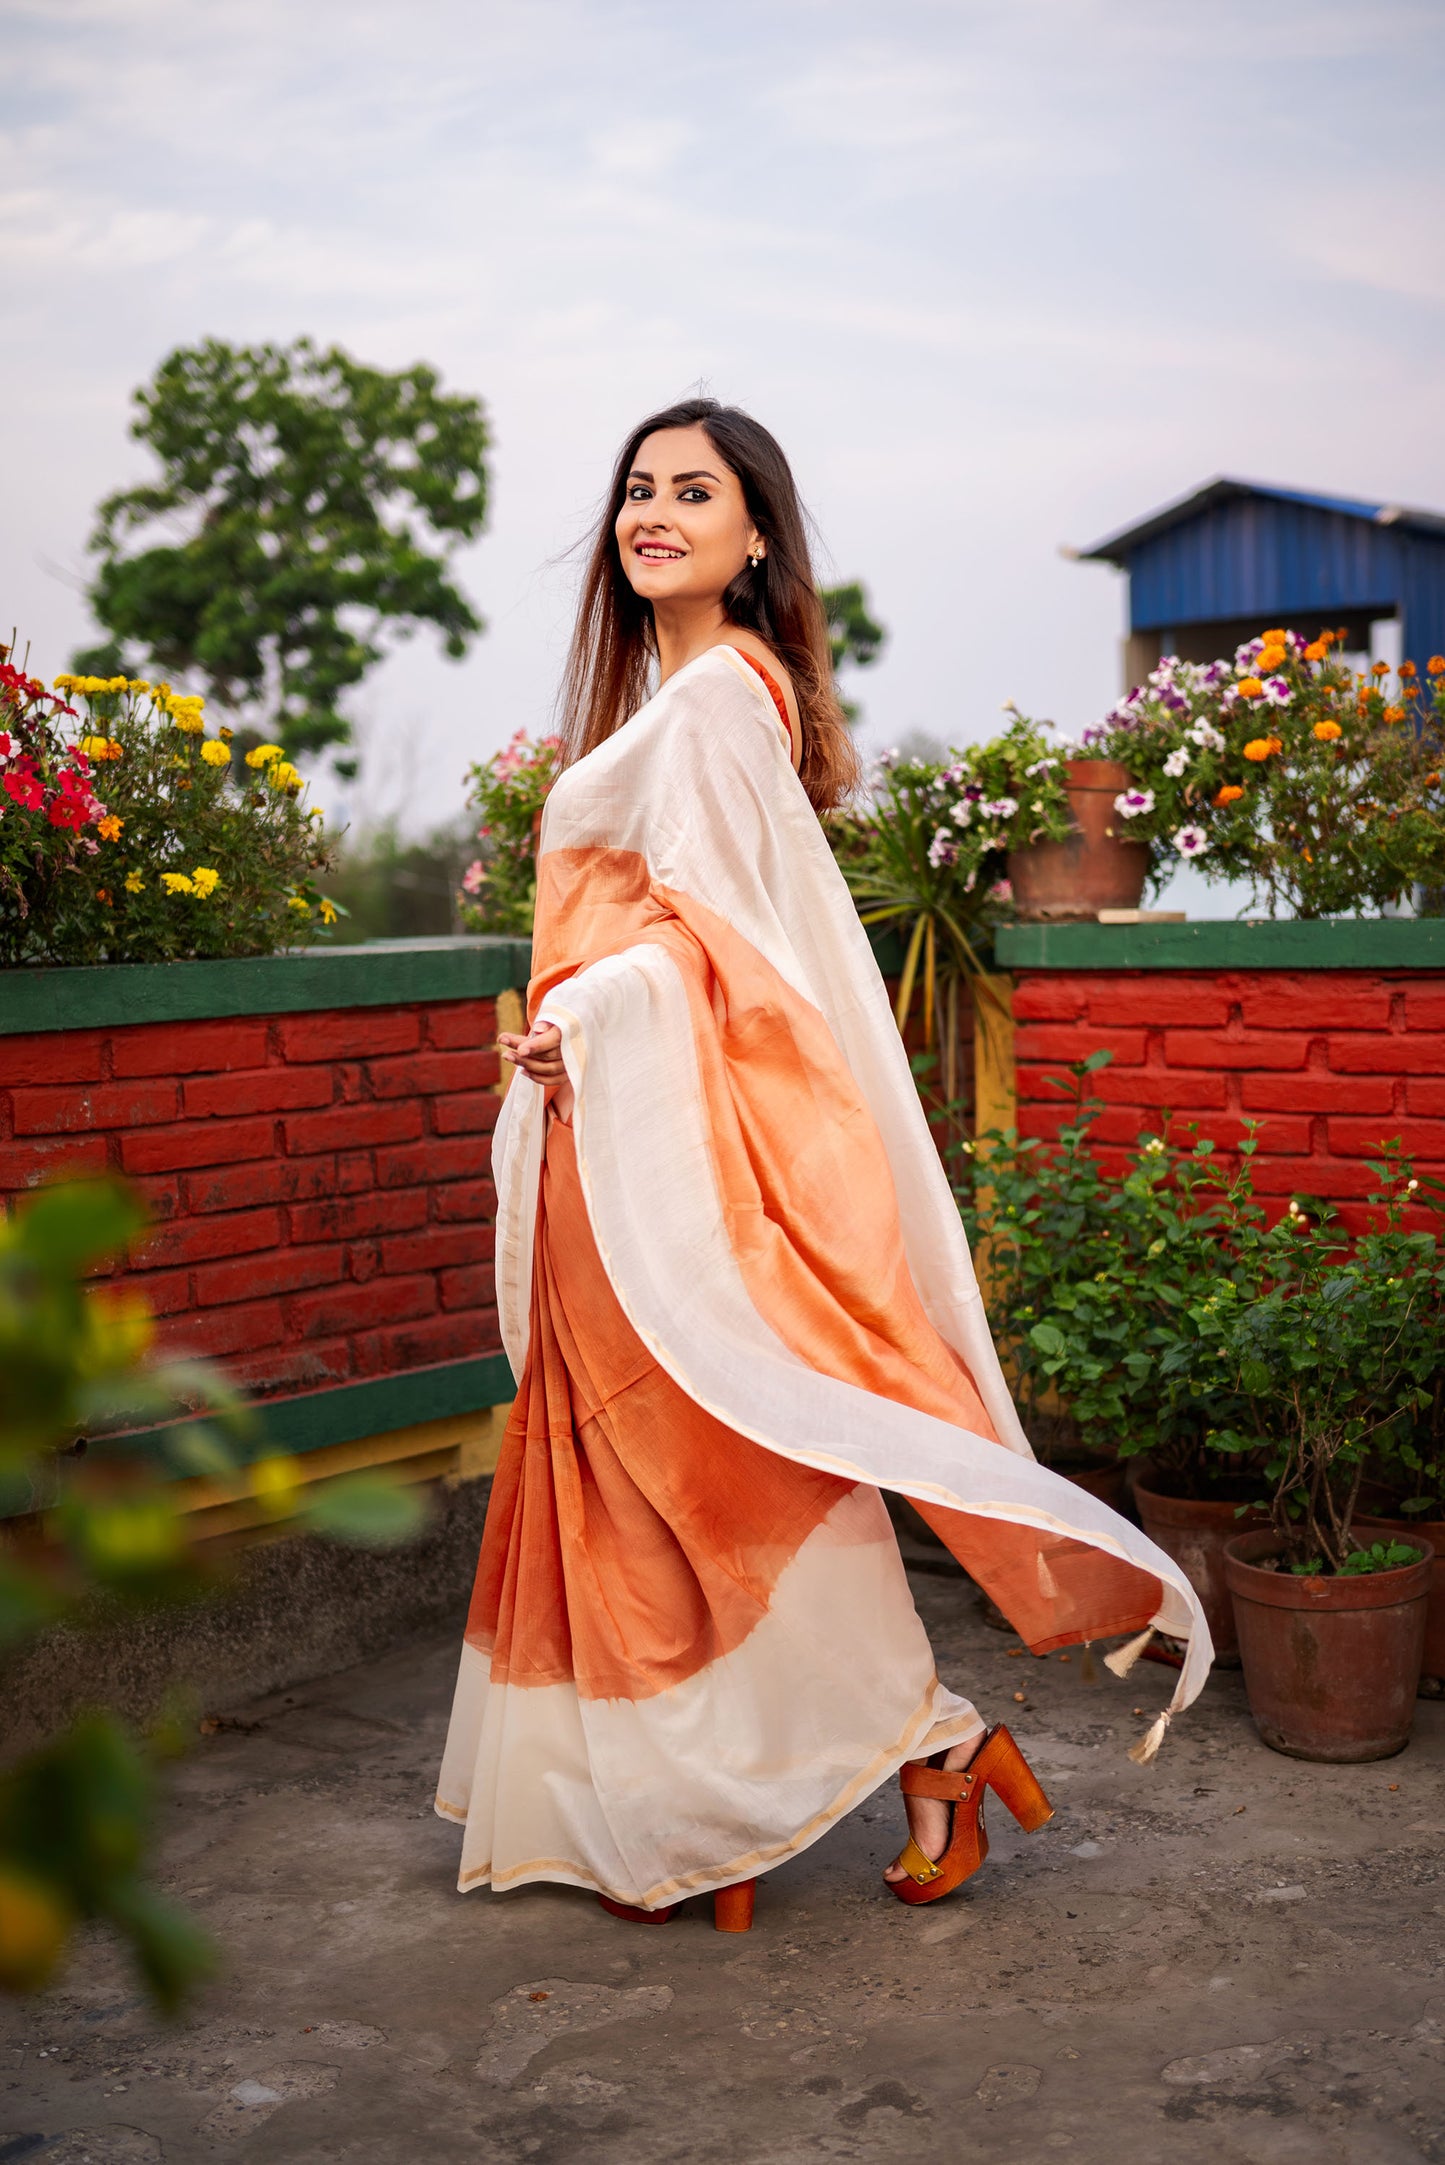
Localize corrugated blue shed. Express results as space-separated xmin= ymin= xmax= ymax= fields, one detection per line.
xmin=1077 ymin=477 xmax=1445 ymax=680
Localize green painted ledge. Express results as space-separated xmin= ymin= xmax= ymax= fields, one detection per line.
xmin=996 ymin=919 xmax=1445 ymax=972
xmin=0 ymin=936 xmax=535 ymax=1036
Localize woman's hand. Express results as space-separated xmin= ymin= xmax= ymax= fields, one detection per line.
xmin=499 ymin=1022 xmax=574 ymax=1122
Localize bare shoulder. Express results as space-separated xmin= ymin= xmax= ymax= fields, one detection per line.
xmin=716 ymin=629 xmax=803 ymax=772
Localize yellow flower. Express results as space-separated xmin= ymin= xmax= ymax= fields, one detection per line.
xmin=1243 ymin=738 xmax=1277 ymax=761
xmin=200 ymin=739 xmax=231 ymax=767
xmin=107 ymin=675 xmax=127 ymax=693
xmin=287 ymin=895 xmax=311 ymax=914
xmin=1312 ymin=720 xmax=1342 ymax=742
xmin=245 ymin=743 xmax=284 ymax=769
xmin=191 ymin=866 xmax=221 ymax=897
xmin=53 ymin=673 xmax=75 ymax=692
xmin=309 ymin=806 xmax=325 ymax=822
xmin=1213 ymin=784 xmax=1245 ymax=805
xmin=128 ymin=678 xmax=150 ymax=694
xmin=319 ymin=897 xmax=338 ymax=925
xmin=249 ymin=1454 xmax=302 ymax=1518
xmin=1384 ymin=705 xmax=1405 ymax=723
xmin=161 ymin=872 xmax=196 ymax=895
xmin=97 ymin=814 xmax=124 ymax=841
xmin=267 ymin=760 xmax=302 ymax=791
xmin=77 ymin=735 xmax=112 ymax=760
xmin=218 ymin=724 xmax=234 ymax=741
xmin=1237 ymin=676 xmax=1264 ymax=698
xmin=124 ymin=871 xmax=145 ymax=893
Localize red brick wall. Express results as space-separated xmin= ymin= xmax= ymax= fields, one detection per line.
xmin=1012 ymin=971 xmax=1445 ymax=1233
xmin=0 ymin=1002 xmax=502 ymax=1395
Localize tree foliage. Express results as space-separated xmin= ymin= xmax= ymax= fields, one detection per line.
xmin=83 ymin=339 xmax=489 ymax=772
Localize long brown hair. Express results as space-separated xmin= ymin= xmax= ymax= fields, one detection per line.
xmin=557 ymin=397 xmax=859 ymax=813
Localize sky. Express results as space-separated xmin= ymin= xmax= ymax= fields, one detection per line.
xmin=5 ymin=0 xmax=1445 ymax=856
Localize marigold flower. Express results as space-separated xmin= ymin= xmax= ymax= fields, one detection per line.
xmin=1260 ymin=628 xmax=1286 ymax=645
xmin=77 ymin=735 xmax=112 ymax=761
xmin=1373 ymin=661 xmax=1390 ymax=675
xmin=191 ymin=866 xmax=221 ymax=897
xmin=97 ymin=814 xmax=123 ymax=841
xmin=1312 ymin=720 xmax=1342 ymax=741
xmin=1258 ymin=646 xmax=1287 ymax=673
xmin=218 ymin=724 xmax=234 ymax=741
xmin=200 ymin=739 xmax=231 ymax=766
xmin=266 ymin=761 xmax=302 ymax=792
xmin=1429 ymin=656 xmax=1445 ymax=675
xmin=1425 ymin=771 xmax=1441 ymax=786
xmin=1213 ymin=784 xmax=1246 ymax=805
xmin=128 ymin=679 xmax=150 ymax=694
xmin=1304 ymin=641 xmax=1327 ymax=662
xmin=1384 ymin=705 xmax=1406 ymax=724
xmin=1399 ymin=660 xmax=1418 ymax=677
xmin=287 ymin=895 xmax=311 ymax=914
xmin=124 ymin=871 xmax=144 ymax=893
xmin=1243 ymin=738 xmax=1278 ymax=761
xmin=95 ymin=888 xmax=111 ymax=906
xmin=52 ymin=673 xmax=75 ymax=692
xmin=161 ymin=872 xmax=196 ymax=895
xmin=319 ymin=897 xmax=338 ymax=925
xmin=245 ymin=743 xmax=284 ymax=769
xmin=1237 ymin=676 xmax=1265 ymax=698
xmin=1404 ymin=682 xmax=1421 ymax=699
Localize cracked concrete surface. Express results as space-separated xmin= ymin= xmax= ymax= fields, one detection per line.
xmin=2 ymin=1565 xmax=1442 ymax=2162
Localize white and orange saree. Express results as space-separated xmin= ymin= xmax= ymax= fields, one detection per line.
xmin=436 ymin=644 xmax=1211 ymax=1910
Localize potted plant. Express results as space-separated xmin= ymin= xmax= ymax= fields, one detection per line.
xmin=1214 ymin=1163 xmax=1440 ymax=1759
xmin=1078 ymin=629 xmax=1445 ymax=917
xmin=1005 ymin=758 xmax=1150 ymax=922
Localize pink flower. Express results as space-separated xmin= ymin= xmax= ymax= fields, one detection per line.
xmin=989 ymin=878 xmax=1014 ymax=902
xmin=461 ymin=860 xmax=487 ymax=894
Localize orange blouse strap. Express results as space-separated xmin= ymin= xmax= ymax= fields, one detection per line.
xmin=734 ymin=648 xmax=793 ymax=745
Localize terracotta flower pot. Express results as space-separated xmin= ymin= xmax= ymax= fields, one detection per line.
xmin=1007 ymin=760 xmax=1150 ymax=923
xmin=1135 ymin=1477 xmax=1269 ymax=1664
xmin=1063 ymin=1460 xmax=1128 ymax=1512
xmin=1224 ymin=1529 xmax=1432 ymax=1761
xmin=1355 ymin=1516 xmax=1445 ymax=1685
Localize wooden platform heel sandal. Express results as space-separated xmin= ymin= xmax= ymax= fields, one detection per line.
xmin=886 ymin=1725 xmax=1053 ymax=1906
xmin=598 ymin=1878 xmax=756 ymax=1932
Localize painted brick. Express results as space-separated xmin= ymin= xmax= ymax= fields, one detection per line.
xmin=1403 ymin=984 xmax=1445 ymax=1031
xmin=1236 ymin=976 xmax=1393 ymax=1032
xmin=1081 ymin=979 xmax=1234 ymax=1029
xmin=225 ymin=1339 xmax=354 ymax=1395
xmin=1163 ymin=1029 xmax=1309 ymax=1071
xmin=195 ymin=1243 xmax=346 ymax=1309
xmin=337 ymin=1152 xmax=376 ymax=1194
xmin=287 ymin=1189 xmax=429 ymax=1244
xmin=374 ymin=1135 xmax=489 ymax=1189
xmin=129 ymin=1175 xmax=183 ymax=1222
xmin=1009 ymin=981 xmax=1089 ymax=1024
xmin=426 ymin=1001 xmax=498 ymax=1049
xmin=348 ymin=1240 xmax=382 ymax=1283
xmin=182 ymin=1066 xmax=335 ymax=1119
xmin=0 ymin=1031 xmax=107 ymax=1085
xmin=10 ymin=1079 xmax=178 ymax=1135
xmin=0 ymin=1136 xmax=111 ymax=1189
xmin=1012 ymin=1024 xmax=1148 ymax=1066
xmin=431 ymin=1092 xmax=501 ymax=1137
xmin=110 ymin=1020 xmax=270 ymax=1078
xmin=120 ymin=1117 xmax=275 ymax=1175
xmin=119 ymin=1267 xmax=193 ymax=1317
xmin=433 ymin=1178 xmax=498 ymax=1223
xmin=1406 ymin=1079 xmax=1445 ymax=1117
xmin=365 ymin=1049 xmax=496 ymax=1099
xmin=440 ymin=1264 xmax=491 ymax=1311
xmin=284 ymin=1101 xmax=423 ymax=1157
xmin=277 ymin=1009 xmax=421 ymax=1062
xmin=184 ymin=1157 xmax=337 ymax=1215
xmin=132 ymin=1207 xmax=284 ymax=1271
xmin=154 ymin=1297 xmax=286 ymax=1359
xmin=290 ymin=1273 xmax=436 ymax=1341
xmin=353 ymin=1310 xmax=492 ymax=1376
xmin=1249 ymin=1157 xmax=1386 ymax=1199
xmin=379 ymin=1224 xmax=484 ymax=1275
xmin=1018 ymin=1063 xmax=1228 ymax=1111
xmin=1329 ymin=1034 xmax=1445 ymax=1074
xmin=1327 ymin=1116 xmax=1445 ymax=1160
xmin=1240 ymin=1073 xmax=1394 ymax=1115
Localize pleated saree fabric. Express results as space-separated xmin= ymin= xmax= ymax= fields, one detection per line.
xmin=436 ymin=645 xmax=1212 ymax=1909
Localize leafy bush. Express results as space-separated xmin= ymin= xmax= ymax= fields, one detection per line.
xmin=324 ymin=819 xmax=473 ymax=940
xmin=0 ymin=1178 xmax=425 ymax=2005
xmin=0 ymin=654 xmax=336 ymax=967
xmin=456 ymin=728 xmax=562 ymax=935
xmin=1082 ymin=628 xmax=1445 ymax=916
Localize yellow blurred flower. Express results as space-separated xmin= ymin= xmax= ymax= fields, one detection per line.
xmin=245 ymin=743 xmax=284 ymax=769
xmin=1237 ymin=676 xmax=1264 ymax=699
xmin=0 ymin=1869 xmax=72 ymax=1993
xmin=77 ymin=735 xmax=113 ymax=761
xmin=52 ymin=673 xmax=75 ymax=691
xmin=191 ymin=866 xmax=221 ymax=897
xmin=128 ymin=678 xmax=150 ymax=694
xmin=200 ymin=739 xmax=231 ymax=766
xmin=309 ymin=806 xmax=325 ymax=822
xmin=1213 ymin=784 xmax=1245 ymax=805
xmin=97 ymin=814 xmax=124 ymax=841
xmin=88 ymin=1286 xmax=154 ymax=1365
xmin=267 ymin=761 xmax=302 ymax=791
xmin=161 ymin=872 xmax=196 ymax=895
xmin=287 ymin=895 xmax=311 ymax=914
xmin=124 ymin=871 xmax=145 ymax=893
xmin=107 ymin=675 xmax=127 ymax=693
xmin=218 ymin=724 xmax=234 ymax=741
xmin=250 ymin=1454 xmax=303 ymax=1517
xmin=319 ymin=897 xmax=338 ymax=925
xmin=1243 ymin=738 xmax=1278 ymax=761
xmin=1312 ymin=720 xmax=1342 ymax=742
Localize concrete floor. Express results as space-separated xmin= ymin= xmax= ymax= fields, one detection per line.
xmin=3 ymin=1566 xmax=1443 ymax=2165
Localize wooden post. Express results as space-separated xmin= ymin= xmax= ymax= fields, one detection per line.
xmin=971 ymin=973 xmax=1016 ymax=1146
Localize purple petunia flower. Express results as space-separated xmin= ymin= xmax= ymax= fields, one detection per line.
xmin=1114 ymin=788 xmax=1155 ymax=817
xmin=1172 ymin=825 xmax=1209 ymax=857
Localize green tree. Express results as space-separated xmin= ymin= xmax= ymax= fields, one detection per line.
xmin=820 ymin=581 xmax=886 ymax=722
xmin=81 ymin=339 xmax=489 ymax=776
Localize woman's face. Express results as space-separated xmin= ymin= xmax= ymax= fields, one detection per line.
xmin=615 ymin=425 xmax=762 ymax=610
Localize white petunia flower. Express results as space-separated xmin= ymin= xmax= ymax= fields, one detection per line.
xmin=1114 ymin=788 xmax=1155 ymax=817
xmin=1172 ymin=824 xmax=1209 ymax=857
xmin=1163 ymin=747 xmax=1191 ymax=777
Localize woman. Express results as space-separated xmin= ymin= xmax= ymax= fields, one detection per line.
xmin=435 ymin=399 xmax=1209 ymax=1931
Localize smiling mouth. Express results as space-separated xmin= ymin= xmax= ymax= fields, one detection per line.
xmin=636 ymin=544 xmax=685 ymax=560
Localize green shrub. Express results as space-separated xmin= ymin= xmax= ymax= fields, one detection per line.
xmin=456 ymin=728 xmax=562 ymax=935
xmin=0 ymin=656 xmax=336 ymax=967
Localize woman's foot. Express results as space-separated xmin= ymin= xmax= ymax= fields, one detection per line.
xmin=882 ymin=1730 xmax=985 ymax=1882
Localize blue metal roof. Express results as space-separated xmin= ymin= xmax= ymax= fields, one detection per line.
xmin=1079 ymin=477 xmax=1445 ymax=566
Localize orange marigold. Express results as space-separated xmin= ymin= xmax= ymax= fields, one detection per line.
xmin=1303 ymin=641 xmax=1327 ymax=661
xmin=1243 ymin=738 xmax=1278 ymax=761
xmin=1399 ymin=660 xmax=1418 ymax=677
xmin=1373 ymin=660 xmax=1390 ymax=675
xmin=1384 ymin=705 xmax=1406 ymax=724
xmin=1237 ymin=676 xmax=1265 ymax=698
xmin=1312 ymin=720 xmax=1342 ymax=741
xmin=1260 ymin=628 xmax=1286 ymax=644
xmin=1214 ymin=784 xmax=1246 ymax=805
xmin=96 ymin=814 xmax=123 ymax=841
xmin=1428 ymin=655 xmax=1445 ymax=675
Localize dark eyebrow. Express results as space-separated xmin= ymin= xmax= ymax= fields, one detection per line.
xmin=673 ymin=469 xmax=721 ymax=484
xmin=627 ymin=468 xmax=653 ymax=482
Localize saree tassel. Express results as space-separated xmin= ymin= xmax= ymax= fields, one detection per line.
xmin=1078 ymin=1641 xmax=1100 ymax=1686
xmin=1104 ymin=1627 xmax=1156 ymax=1680
xmin=1127 ymin=1709 xmax=1171 ymax=1766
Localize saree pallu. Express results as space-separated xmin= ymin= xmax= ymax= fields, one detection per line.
xmin=437 ymin=644 xmax=1212 ymax=1908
